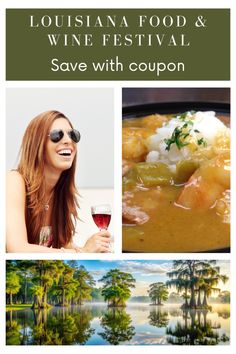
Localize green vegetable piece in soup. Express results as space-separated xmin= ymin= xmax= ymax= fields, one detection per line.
xmin=175 ymin=159 xmax=200 ymax=184
xmin=135 ymin=162 xmax=173 ymax=187
xmin=122 ymin=169 xmax=137 ymax=191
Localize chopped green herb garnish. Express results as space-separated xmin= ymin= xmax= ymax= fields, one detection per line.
xmin=187 ymin=120 xmax=194 ymax=126
xmin=177 ymin=111 xmax=196 ymax=121
xmin=164 ymin=115 xmax=207 ymax=151
xmin=164 ymin=126 xmax=190 ymax=151
xmin=197 ymin=138 xmax=207 ymax=147
xmin=182 ymin=120 xmax=194 ymax=128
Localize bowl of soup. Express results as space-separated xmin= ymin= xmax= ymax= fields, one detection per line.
xmin=122 ymin=102 xmax=230 ymax=252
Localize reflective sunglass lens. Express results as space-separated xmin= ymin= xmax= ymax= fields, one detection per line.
xmin=49 ymin=129 xmax=81 ymax=143
xmin=69 ymin=129 xmax=81 ymax=143
xmin=49 ymin=130 xmax=64 ymax=142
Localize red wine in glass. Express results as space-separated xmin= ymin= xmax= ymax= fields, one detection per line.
xmin=91 ymin=204 xmax=111 ymax=231
xmin=92 ymin=213 xmax=111 ymax=230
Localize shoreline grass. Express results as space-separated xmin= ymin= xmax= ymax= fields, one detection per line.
xmin=6 ymin=304 xmax=32 ymax=312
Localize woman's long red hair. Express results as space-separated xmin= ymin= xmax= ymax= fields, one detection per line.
xmin=17 ymin=110 xmax=79 ymax=247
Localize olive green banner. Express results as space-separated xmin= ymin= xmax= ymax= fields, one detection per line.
xmin=6 ymin=9 xmax=230 ymax=80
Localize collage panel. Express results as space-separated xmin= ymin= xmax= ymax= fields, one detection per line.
xmin=6 ymin=88 xmax=114 ymax=253
xmin=122 ymin=88 xmax=230 ymax=253
xmin=6 ymin=259 xmax=230 ymax=346
xmin=2 ymin=3 xmax=233 ymax=354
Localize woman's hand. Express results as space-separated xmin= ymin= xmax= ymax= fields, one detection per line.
xmin=82 ymin=231 xmax=111 ymax=253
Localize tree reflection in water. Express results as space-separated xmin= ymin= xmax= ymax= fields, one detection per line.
xmin=32 ymin=309 xmax=62 ymax=345
xmin=217 ymin=309 xmax=230 ymax=320
xmin=6 ymin=311 xmax=22 ymax=345
xmin=168 ymin=308 xmax=183 ymax=317
xmin=148 ymin=307 xmax=169 ymax=328
xmin=31 ymin=307 xmax=95 ymax=345
xmin=166 ymin=309 xmax=230 ymax=345
xmin=6 ymin=304 xmax=230 ymax=345
xmin=98 ymin=308 xmax=135 ymax=345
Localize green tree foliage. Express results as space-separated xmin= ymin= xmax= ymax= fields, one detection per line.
xmin=148 ymin=282 xmax=168 ymax=305
xmin=197 ymin=268 xmax=229 ymax=308
xmin=31 ymin=285 xmax=44 ymax=309
xmin=28 ymin=260 xmax=64 ymax=308
xmin=74 ymin=266 xmax=95 ymax=305
xmin=54 ymin=263 xmax=77 ymax=306
xmin=6 ymin=261 xmax=97 ymax=308
xmin=6 ymin=261 xmax=35 ymax=305
xmin=99 ymin=269 xmax=135 ymax=307
xmin=15 ymin=261 xmax=35 ymax=304
xmin=166 ymin=261 xmax=229 ymax=310
xmin=6 ymin=271 xmax=21 ymax=305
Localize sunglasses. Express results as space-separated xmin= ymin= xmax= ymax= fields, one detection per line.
xmin=48 ymin=129 xmax=81 ymax=143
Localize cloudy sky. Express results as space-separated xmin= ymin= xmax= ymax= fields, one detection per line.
xmin=70 ymin=260 xmax=230 ymax=296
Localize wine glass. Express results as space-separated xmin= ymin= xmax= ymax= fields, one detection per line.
xmin=91 ymin=204 xmax=111 ymax=230
xmin=91 ymin=204 xmax=113 ymax=251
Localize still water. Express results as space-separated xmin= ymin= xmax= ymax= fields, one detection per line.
xmin=6 ymin=303 xmax=230 ymax=345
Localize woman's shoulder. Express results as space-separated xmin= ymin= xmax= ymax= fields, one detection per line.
xmin=7 ymin=170 xmax=26 ymax=190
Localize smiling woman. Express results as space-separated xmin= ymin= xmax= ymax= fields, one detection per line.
xmin=6 ymin=110 xmax=111 ymax=253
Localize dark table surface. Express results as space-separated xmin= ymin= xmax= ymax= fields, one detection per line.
xmin=122 ymin=88 xmax=230 ymax=107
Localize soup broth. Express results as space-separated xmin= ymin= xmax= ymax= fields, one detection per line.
xmin=122 ymin=111 xmax=230 ymax=252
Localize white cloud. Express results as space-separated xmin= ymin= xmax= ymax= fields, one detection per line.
xmin=89 ymin=269 xmax=107 ymax=278
xmin=118 ymin=261 xmax=171 ymax=276
xmin=129 ymin=333 xmax=167 ymax=345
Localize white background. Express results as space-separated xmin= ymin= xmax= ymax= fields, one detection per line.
xmin=1 ymin=0 xmax=235 ymax=354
